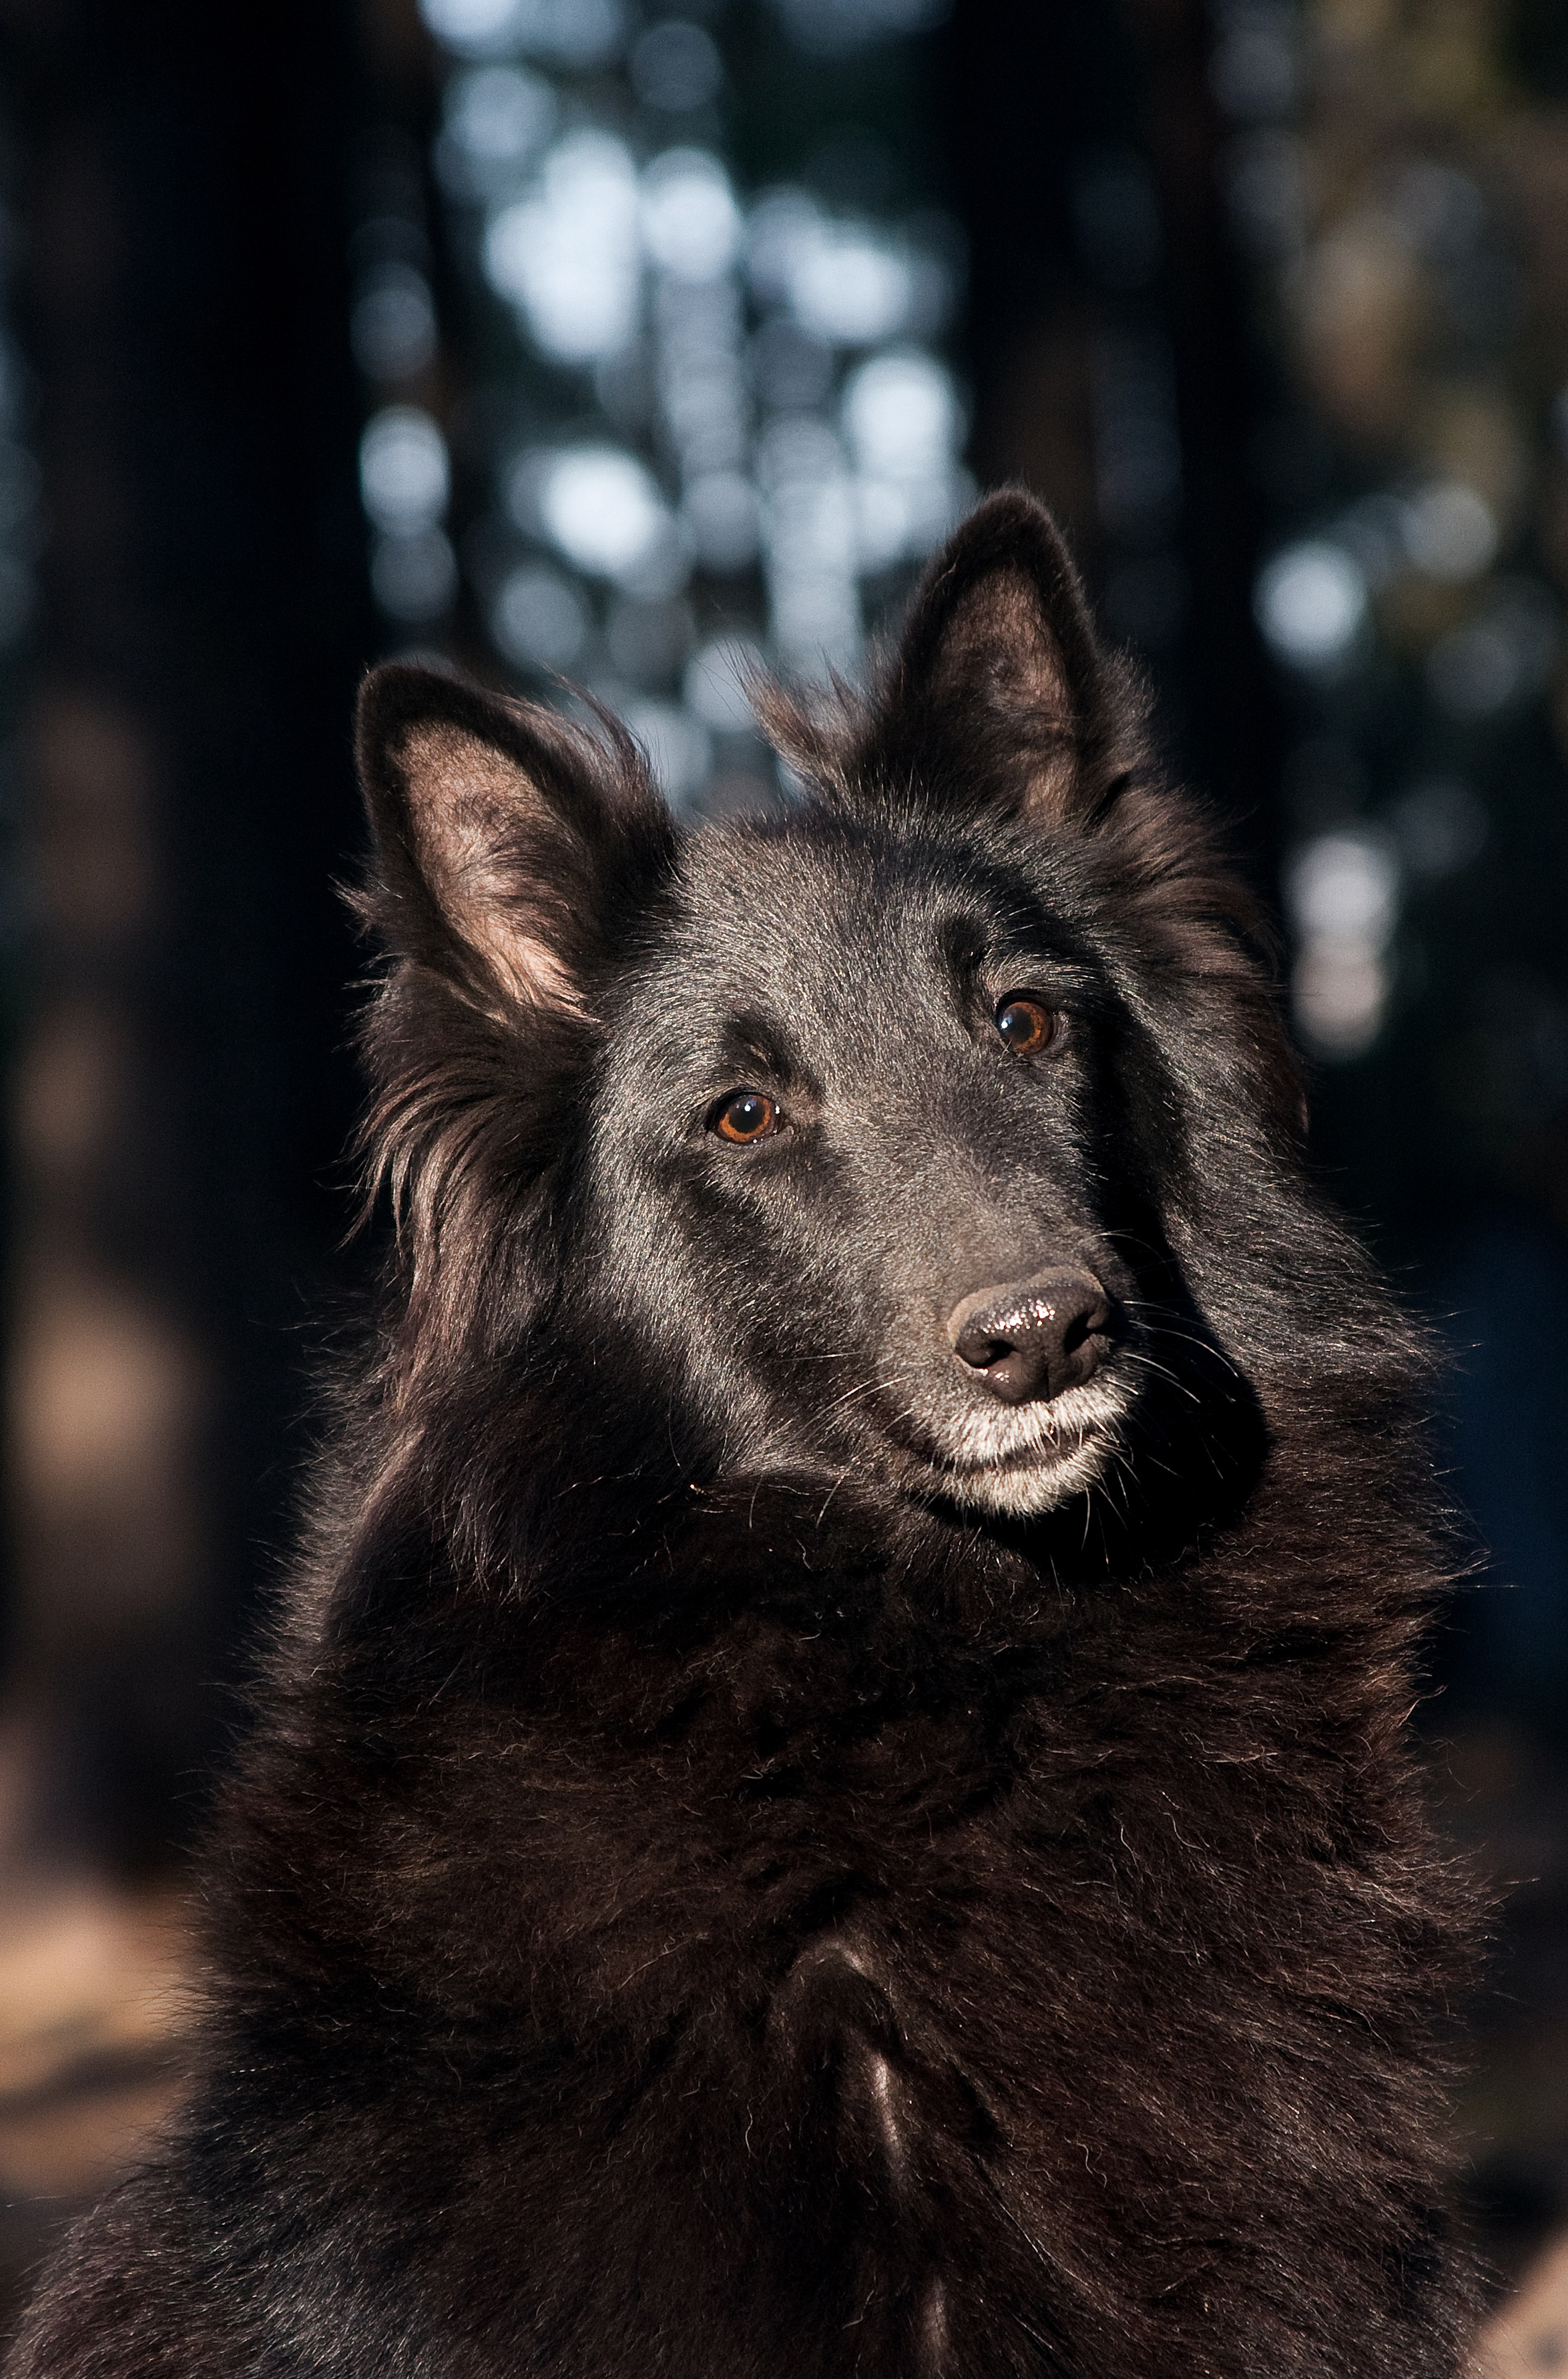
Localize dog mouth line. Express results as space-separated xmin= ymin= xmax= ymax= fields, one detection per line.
xmin=898 ymin=1378 xmax=1135 ymax=1484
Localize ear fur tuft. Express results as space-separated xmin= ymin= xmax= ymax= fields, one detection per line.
xmin=354 ymin=662 xmax=665 ymax=1021
xmin=349 ymin=666 xmax=674 ymax=1352
xmin=752 ymin=488 xmax=1149 ymax=830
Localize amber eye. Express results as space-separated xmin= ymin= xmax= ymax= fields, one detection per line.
xmin=714 ymin=1091 xmax=780 ymax=1144
xmin=995 ymin=996 xmax=1056 ymax=1055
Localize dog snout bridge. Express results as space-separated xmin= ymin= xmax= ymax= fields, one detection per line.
xmin=947 ymin=1272 xmax=1113 ymax=1406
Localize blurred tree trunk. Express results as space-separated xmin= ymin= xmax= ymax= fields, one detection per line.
xmin=0 ymin=0 xmax=374 ymax=1871
xmin=952 ymin=0 xmax=1282 ymax=865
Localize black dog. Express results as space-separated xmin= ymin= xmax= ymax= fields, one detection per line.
xmin=9 ymin=493 xmax=1475 ymax=2377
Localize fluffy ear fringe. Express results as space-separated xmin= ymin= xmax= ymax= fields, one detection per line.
xmin=348 ymin=664 xmax=674 ymax=1352
xmin=752 ymin=489 xmax=1152 ymax=832
xmin=352 ymin=664 xmax=664 ymax=1003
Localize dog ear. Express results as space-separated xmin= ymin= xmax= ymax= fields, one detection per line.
xmin=872 ymin=489 xmax=1131 ymax=826
xmin=355 ymin=662 xmax=661 ymax=1019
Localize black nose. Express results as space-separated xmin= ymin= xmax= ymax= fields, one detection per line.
xmin=947 ymin=1272 xmax=1113 ymax=1405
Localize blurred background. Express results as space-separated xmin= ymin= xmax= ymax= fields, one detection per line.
xmin=0 ymin=0 xmax=1563 ymax=2357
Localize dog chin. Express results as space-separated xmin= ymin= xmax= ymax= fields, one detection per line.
xmin=921 ymin=1380 xmax=1129 ymax=1519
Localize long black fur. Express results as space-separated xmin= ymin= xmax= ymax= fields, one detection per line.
xmin=8 ymin=492 xmax=1477 ymax=2377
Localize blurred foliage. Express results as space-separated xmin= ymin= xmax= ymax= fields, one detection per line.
xmin=1232 ymin=0 xmax=1568 ymax=1253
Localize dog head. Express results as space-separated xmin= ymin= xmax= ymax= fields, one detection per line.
xmin=354 ymin=492 xmax=1290 ymax=1542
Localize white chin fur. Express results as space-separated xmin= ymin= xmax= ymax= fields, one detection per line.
xmin=924 ymin=1379 xmax=1129 ymax=1518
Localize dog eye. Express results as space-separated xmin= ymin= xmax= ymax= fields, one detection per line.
xmin=994 ymin=996 xmax=1056 ymax=1055
xmin=713 ymin=1091 xmax=781 ymax=1144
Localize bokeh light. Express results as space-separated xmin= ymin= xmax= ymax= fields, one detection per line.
xmin=419 ymin=0 xmax=624 ymax=67
xmin=1256 ymin=540 xmax=1368 ymax=671
xmin=359 ymin=407 xmax=450 ymax=533
xmin=628 ymin=21 xmax=724 ymax=113
xmin=641 ymin=150 xmax=742 ymax=284
xmin=485 ymin=132 xmax=643 ymax=364
xmin=1284 ymin=829 xmax=1400 ymax=1059
xmin=370 ymin=0 xmax=969 ymax=807
xmin=435 ymin=65 xmax=556 ymax=201
xmin=531 ymin=445 xmax=678 ymax=587
xmin=490 ymin=563 xmax=587 ymax=672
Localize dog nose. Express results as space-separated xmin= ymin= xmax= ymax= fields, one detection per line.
xmin=947 ymin=1272 xmax=1113 ymax=1405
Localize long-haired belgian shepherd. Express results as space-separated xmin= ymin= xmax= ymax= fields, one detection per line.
xmin=9 ymin=493 xmax=1475 ymax=2377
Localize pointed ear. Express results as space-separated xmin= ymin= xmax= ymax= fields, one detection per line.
xmin=873 ymin=489 xmax=1133 ymax=824
xmin=354 ymin=663 xmax=665 ymax=1019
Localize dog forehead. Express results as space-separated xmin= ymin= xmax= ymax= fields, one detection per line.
xmin=662 ymin=818 xmax=996 ymax=1001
